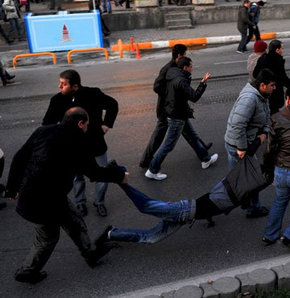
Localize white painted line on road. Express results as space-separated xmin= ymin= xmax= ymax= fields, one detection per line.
xmin=214 ymin=60 xmax=247 ymax=65
xmin=110 ymin=254 xmax=290 ymax=298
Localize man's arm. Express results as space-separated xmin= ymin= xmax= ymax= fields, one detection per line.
xmin=42 ymin=95 xmax=64 ymax=125
xmin=153 ymin=62 xmax=172 ymax=95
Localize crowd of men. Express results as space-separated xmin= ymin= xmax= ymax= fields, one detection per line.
xmin=0 ymin=36 xmax=290 ymax=285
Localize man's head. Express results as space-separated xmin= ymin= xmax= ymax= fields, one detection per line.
xmin=59 ymin=69 xmax=81 ymax=95
xmin=254 ymin=40 xmax=267 ymax=54
xmin=254 ymin=68 xmax=276 ymax=97
xmin=243 ymin=0 xmax=250 ymax=7
xmin=172 ymin=44 xmax=187 ymax=62
xmin=177 ymin=56 xmax=193 ymax=74
xmin=286 ymin=88 xmax=290 ymax=110
xmin=257 ymin=1 xmax=265 ymax=7
xmin=63 ymin=107 xmax=89 ymax=132
xmin=268 ymin=39 xmax=283 ymax=55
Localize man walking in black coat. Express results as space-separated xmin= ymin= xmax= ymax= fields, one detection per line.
xmin=5 ymin=107 xmax=129 ymax=283
xmin=254 ymin=39 xmax=290 ymax=115
xmin=43 ymin=69 xmax=118 ymax=217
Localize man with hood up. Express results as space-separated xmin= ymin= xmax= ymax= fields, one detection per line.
xmin=225 ymin=68 xmax=276 ymax=218
xmin=145 ymin=56 xmax=218 ymax=181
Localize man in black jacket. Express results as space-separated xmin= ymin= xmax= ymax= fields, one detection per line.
xmin=145 ymin=57 xmax=218 ymax=180
xmin=236 ymin=0 xmax=255 ymax=54
xmin=140 ymin=44 xmax=212 ymax=169
xmin=5 ymin=107 xmax=129 ymax=283
xmin=253 ymin=39 xmax=290 ymax=114
xmin=43 ymin=69 xmax=118 ymax=217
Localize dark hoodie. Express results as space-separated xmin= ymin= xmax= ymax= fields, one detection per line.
xmin=164 ymin=67 xmax=207 ymax=120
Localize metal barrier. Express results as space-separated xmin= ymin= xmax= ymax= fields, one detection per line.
xmin=13 ymin=52 xmax=57 ymax=68
xmin=67 ymin=48 xmax=109 ymax=64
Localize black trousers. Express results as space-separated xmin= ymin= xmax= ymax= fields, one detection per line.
xmin=246 ymin=25 xmax=261 ymax=44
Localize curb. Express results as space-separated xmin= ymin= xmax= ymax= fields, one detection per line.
xmin=110 ymin=31 xmax=290 ymax=52
xmin=111 ymin=254 xmax=290 ymax=298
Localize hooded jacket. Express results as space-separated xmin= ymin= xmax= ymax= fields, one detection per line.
xmin=164 ymin=67 xmax=206 ymax=120
xmin=225 ymin=83 xmax=270 ymax=150
xmin=5 ymin=122 xmax=125 ymax=224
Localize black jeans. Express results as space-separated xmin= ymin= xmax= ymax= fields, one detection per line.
xmin=237 ymin=27 xmax=248 ymax=52
xmin=19 ymin=200 xmax=93 ymax=273
xmin=246 ymin=25 xmax=261 ymax=44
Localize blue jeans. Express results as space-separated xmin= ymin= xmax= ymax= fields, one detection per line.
xmin=8 ymin=18 xmax=22 ymax=40
xmin=110 ymin=184 xmax=196 ymax=244
xmin=264 ymin=167 xmax=290 ymax=241
xmin=73 ymin=153 xmax=108 ymax=205
xmin=237 ymin=27 xmax=248 ymax=52
xmin=225 ymin=142 xmax=261 ymax=212
xmin=102 ymin=0 xmax=112 ymax=12
xmin=149 ymin=118 xmax=210 ymax=173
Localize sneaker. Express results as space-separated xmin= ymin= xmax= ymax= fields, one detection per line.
xmin=246 ymin=206 xmax=269 ymax=218
xmin=77 ymin=203 xmax=88 ymax=217
xmin=94 ymin=203 xmax=107 ymax=217
xmin=236 ymin=50 xmax=243 ymax=54
xmin=95 ymin=225 xmax=112 ymax=247
xmin=262 ymin=237 xmax=276 ymax=245
xmin=281 ymin=236 xmax=290 ymax=247
xmin=201 ymin=153 xmax=218 ymax=169
xmin=145 ymin=169 xmax=167 ymax=181
xmin=15 ymin=268 xmax=47 ymax=284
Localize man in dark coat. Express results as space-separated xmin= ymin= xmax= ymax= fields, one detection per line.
xmin=145 ymin=57 xmax=218 ymax=180
xmin=139 ymin=44 xmax=212 ymax=169
xmin=253 ymin=39 xmax=290 ymax=115
xmin=43 ymin=69 xmax=118 ymax=217
xmin=236 ymin=0 xmax=255 ymax=54
xmin=5 ymin=107 xmax=129 ymax=283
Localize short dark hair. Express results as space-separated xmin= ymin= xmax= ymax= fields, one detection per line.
xmin=63 ymin=107 xmax=89 ymax=125
xmin=243 ymin=0 xmax=250 ymax=4
xmin=177 ymin=56 xmax=192 ymax=69
xmin=254 ymin=68 xmax=276 ymax=89
xmin=268 ymin=40 xmax=282 ymax=54
xmin=257 ymin=1 xmax=265 ymax=6
xmin=172 ymin=44 xmax=187 ymax=60
xmin=60 ymin=69 xmax=81 ymax=87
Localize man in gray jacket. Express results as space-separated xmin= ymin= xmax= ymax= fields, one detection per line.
xmin=225 ymin=68 xmax=276 ymax=218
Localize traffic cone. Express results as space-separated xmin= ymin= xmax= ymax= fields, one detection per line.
xmin=117 ymin=39 xmax=124 ymax=58
xmin=135 ymin=43 xmax=141 ymax=59
xmin=129 ymin=36 xmax=135 ymax=52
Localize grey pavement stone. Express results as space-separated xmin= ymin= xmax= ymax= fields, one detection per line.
xmin=248 ymin=269 xmax=276 ymax=293
xmin=199 ymin=282 xmax=219 ymax=298
xmin=212 ymin=277 xmax=240 ymax=298
xmin=161 ymin=290 xmax=175 ymax=298
xmin=144 ymin=296 xmax=161 ymax=298
xmin=235 ymin=272 xmax=256 ymax=294
xmin=173 ymin=285 xmax=203 ymax=298
xmin=272 ymin=261 xmax=290 ymax=291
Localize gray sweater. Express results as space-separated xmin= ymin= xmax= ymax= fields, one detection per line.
xmin=224 ymin=83 xmax=270 ymax=150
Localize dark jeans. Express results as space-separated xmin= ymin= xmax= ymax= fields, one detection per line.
xmin=8 ymin=18 xmax=22 ymax=40
xmin=140 ymin=118 xmax=210 ymax=168
xmin=237 ymin=27 xmax=248 ymax=52
xmin=247 ymin=25 xmax=261 ymax=43
xmin=0 ymin=24 xmax=9 ymax=43
xmin=19 ymin=200 xmax=93 ymax=274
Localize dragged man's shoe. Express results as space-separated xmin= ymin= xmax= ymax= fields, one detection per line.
xmin=281 ymin=236 xmax=290 ymax=247
xmin=145 ymin=169 xmax=167 ymax=181
xmin=107 ymin=159 xmax=127 ymax=172
xmin=246 ymin=206 xmax=269 ymax=218
xmin=7 ymin=75 xmax=15 ymax=80
xmin=2 ymin=80 xmax=15 ymax=86
xmin=201 ymin=153 xmax=218 ymax=169
xmin=262 ymin=237 xmax=276 ymax=245
xmin=77 ymin=203 xmax=88 ymax=217
xmin=15 ymin=268 xmax=47 ymax=283
xmin=85 ymin=244 xmax=115 ymax=268
xmin=95 ymin=225 xmax=112 ymax=247
xmin=94 ymin=203 xmax=107 ymax=217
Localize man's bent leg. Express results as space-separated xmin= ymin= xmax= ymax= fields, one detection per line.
xmin=93 ymin=153 xmax=108 ymax=205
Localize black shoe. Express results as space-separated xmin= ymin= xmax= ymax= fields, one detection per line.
xmin=281 ymin=236 xmax=290 ymax=247
xmin=262 ymin=237 xmax=276 ymax=245
xmin=94 ymin=203 xmax=107 ymax=217
xmin=7 ymin=75 xmax=15 ymax=80
xmin=118 ymin=1 xmax=123 ymax=6
xmin=15 ymin=268 xmax=47 ymax=284
xmin=77 ymin=203 xmax=88 ymax=217
xmin=84 ymin=243 xmax=115 ymax=268
xmin=0 ymin=201 xmax=7 ymax=210
xmin=139 ymin=161 xmax=149 ymax=169
xmin=246 ymin=206 xmax=269 ymax=218
xmin=95 ymin=225 xmax=112 ymax=247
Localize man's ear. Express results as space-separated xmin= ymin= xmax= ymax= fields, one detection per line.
xmin=77 ymin=121 xmax=83 ymax=130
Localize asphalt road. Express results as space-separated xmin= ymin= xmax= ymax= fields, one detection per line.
xmin=1 ymin=41 xmax=290 ymax=297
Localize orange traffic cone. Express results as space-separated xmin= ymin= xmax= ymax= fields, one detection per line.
xmin=117 ymin=39 xmax=124 ymax=58
xmin=129 ymin=36 xmax=135 ymax=52
xmin=135 ymin=43 xmax=141 ymax=59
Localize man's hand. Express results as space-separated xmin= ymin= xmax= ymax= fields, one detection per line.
xmin=121 ymin=172 xmax=130 ymax=184
xmin=258 ymin=133 xmax=267 ymax=144
xmin=201 ymin=73 xmax=211 ymax=83
xmin=101 ymin=125 xmax=110 ymax=134
xmin=9 ymin=193 xmax=19 ymax=201
xmin=237 ymin=149 xmax=246 ymax=159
